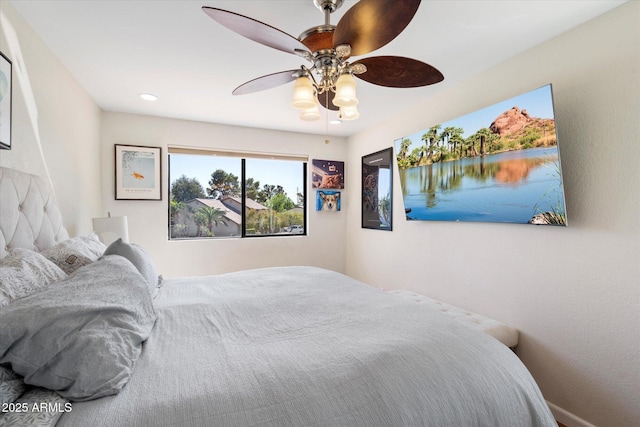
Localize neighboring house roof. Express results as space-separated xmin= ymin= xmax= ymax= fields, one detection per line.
xmin=187 ymin=198 xmax=241 ymax=225
xmin=186 ymin=196 xmax=268 ymax=225
xmin=189 ymin=198 xmax=225 ymax=209
xmin=221 ymin=196 xmax=269 ymax=211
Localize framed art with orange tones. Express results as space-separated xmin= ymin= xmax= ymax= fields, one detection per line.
xmin=115 ymin=144 xmax=162 ymax=200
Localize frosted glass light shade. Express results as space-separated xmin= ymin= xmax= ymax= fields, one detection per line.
xmin=300 ymin=101 xmax=321 ymax=121
xmin=92 ymin=215 xmax=129 ymax=246
xmin=291 ymin=76 xmax=316 ymax=110
xmin=339 ymin=105 xmax=359 ymax=121
xmin=333 ymin=73 xmax=358 ymax=107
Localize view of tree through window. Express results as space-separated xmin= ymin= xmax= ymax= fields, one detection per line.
xmin=169 ymin=152 xmax=306 ymax=239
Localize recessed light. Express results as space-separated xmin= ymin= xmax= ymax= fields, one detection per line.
xmin=139 ymin=93 xmax=158 ymax=101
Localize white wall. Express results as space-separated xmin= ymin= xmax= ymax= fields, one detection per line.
xmin=100 ymin=112 xmax=348 ymax=278
xmin=345 ymin=3 xmax=639 ymax=427
xmin=0 ymin=2 xmax=102 ymax=236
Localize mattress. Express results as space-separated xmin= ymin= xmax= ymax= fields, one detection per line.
xmin=56 ymin=266 xmax=555 ymax=427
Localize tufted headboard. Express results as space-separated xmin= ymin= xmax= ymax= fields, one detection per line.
xmin=0 ymin=167 xmax=69 ymax=258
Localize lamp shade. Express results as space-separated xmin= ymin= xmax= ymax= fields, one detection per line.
xmin=339 ymin=105 xmax=360 ymax=121
xmin=300 ymin=101 xmax=321 ymax=121
xmin=291 ymin=76 xmax=316 ymax=110
xmin=92 ymin=215 xmax=129 ymax=246
xmin=333 ymin=73 xmax=358 ymax=107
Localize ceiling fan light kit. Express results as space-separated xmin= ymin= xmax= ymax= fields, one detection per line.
xmin=332 ymin=72 xmax=358 ymax=108
xmin=291 ymin=75 xmax=317 ymax=110
xmin=300 ymin=100 xmax=322 ymax=121
xmin=339 ymin=105 xmax=360 ymax=121
xmin=203 ymin=0 xmax=443 ymax=123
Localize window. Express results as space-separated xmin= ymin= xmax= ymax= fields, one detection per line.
xmin=168 ymin=147 xmax=307 ymax=239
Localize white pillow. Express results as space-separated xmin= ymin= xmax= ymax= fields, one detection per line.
xmin=41 ymin=233 xmax=107 ymax=275
xmin=0 ymin=248 xmax=66 ymax=307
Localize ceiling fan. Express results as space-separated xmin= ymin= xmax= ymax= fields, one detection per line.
xmin=202 ymin=0 xmax=444 ymax=121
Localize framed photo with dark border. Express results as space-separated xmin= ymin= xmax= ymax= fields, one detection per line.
xmin=362 ymin=147 xmax=393 ymax=231
xmin=0 ymin=52 xmax=12 ymax=150
xmin=115 ymin=144 xmax=162 ymax=200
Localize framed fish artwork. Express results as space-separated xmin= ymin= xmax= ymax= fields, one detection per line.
xmin=115 ymin=144 xmax=162 ymax=200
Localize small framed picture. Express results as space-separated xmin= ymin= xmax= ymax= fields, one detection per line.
xmin=312 ymin=159 xmax=344 ymax=189
xmin=115 ymin=144 xmax=162 ymax=200
xmin=0 ymin=52 xmax=12 ymax=150
xmin=316 ymin=190 xmax=341 ymax=211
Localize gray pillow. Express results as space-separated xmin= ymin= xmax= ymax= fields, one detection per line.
xmin=103 ymin=239 xmax=159 ymax=297
xmin=0 ymin=256 xmax=156 ymax=401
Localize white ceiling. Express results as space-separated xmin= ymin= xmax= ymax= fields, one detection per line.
xmin=8 ymin=0 xmax=627 ymax=137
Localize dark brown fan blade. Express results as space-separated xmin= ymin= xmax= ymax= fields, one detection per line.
xmin=232 ymin=70 xmax=298 ymax=95
xmin=317 ymin=91 xmax=339 ymax=111
xmin=202 ymin=7 xmax=309 ymax=56
xmin=353 ymin=56 xmax=444 ymax=88
xmin=333 ymin=0 xmax=420 ymax=57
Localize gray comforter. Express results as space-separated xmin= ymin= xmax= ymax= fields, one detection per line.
xmin=57 ymin=266 xmax=555 ymax=426
xmin=0 ymin=255 xmax=156 ymax=401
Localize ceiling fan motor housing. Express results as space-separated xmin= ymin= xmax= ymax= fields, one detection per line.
xmin=302 ymin=0 xmax=346 ymax=52
xmin=299 ymin=25 xmax=336 ymax=53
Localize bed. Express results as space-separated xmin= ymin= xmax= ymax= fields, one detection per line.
xmin=0 ymin=166 xmax=556 ymax=426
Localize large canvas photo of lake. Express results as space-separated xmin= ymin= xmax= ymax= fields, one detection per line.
xmin=394 ymin=84 xmax=567 ymax=226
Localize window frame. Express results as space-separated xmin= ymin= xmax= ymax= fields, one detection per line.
xmin=168 ymin=147 xmax=308 ymax=240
